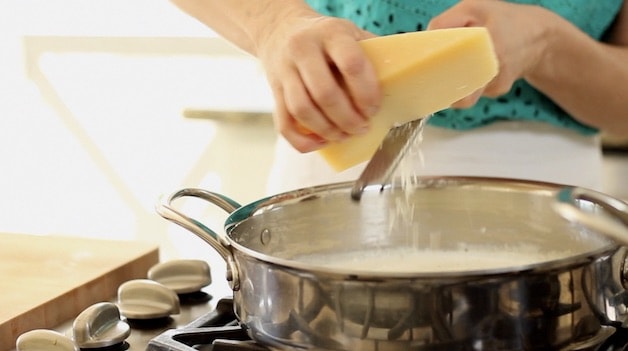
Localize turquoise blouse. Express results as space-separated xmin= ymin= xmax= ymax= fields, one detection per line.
xmin=306 ymin=0 xmax=623 ymax=135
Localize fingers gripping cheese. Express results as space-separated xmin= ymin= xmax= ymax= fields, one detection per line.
xmin=318 ymin=27 xmax=499 ymax=171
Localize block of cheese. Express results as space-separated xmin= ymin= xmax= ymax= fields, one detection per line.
xmin=318 ymin=27 xmax=498 ymax=171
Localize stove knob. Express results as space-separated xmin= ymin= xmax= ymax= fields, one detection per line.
xmin=16 ymin=329 xmax=78 ymax=351
xmin=148 ymin=259 xmax=211 ymax=294
xmin=117 ymin=279 xmax=180 ymax=319
xmin=72 ymin=302 xmax=130 ymax=348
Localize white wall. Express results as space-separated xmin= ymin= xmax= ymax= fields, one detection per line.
xmin=0 ymin=0 xmax=277 ymax=262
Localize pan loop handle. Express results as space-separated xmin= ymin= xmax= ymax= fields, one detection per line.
xmin=553 ymin=187 xmax=628 ymax=245
xmin=156 ymin=188 xmax=242 ymax=290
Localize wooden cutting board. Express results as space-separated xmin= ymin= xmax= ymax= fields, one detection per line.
xmin=0 ymin=233 xmax=159 ymax=351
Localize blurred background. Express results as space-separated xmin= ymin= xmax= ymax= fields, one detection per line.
xmin=0 ymin=0 xmax=278 ymax=261
xmin=1 ymin=0 xmax=627 ymax=263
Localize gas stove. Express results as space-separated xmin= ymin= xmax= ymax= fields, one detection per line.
xmin=146 ymin=297 xmax=628 ymax=351
xmin=37 ymin=294 xmax=628 ymax=351
xmin=14 ymin=259 xmax=628 ymax=351
xmin=20 ymin=293 xmax=266 ymax=351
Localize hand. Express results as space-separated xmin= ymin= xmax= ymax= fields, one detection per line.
xmin=254 ymin=10 xmax=382 ymax=152
xmin=428 ymin=0 xmax=553 ymax=108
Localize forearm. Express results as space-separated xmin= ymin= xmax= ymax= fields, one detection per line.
xmin=525 ymin=13 xmax=628 ymax=136
xmin=170 ymin=0 xmax=317 ymax=55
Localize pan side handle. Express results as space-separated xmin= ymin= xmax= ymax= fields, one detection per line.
xmin=156 ymin=188 xmax=242 ymax=290
xmin=554 ymin=187 xmax=628 ymax=245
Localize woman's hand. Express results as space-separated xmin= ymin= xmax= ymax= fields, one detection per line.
xmin=429 ymin=0 xmax=628 ymax=135
xmin=428 ymin=0 xmax=551 ymax=108
xmin=253 ymin=11 xmax=382 ymax=152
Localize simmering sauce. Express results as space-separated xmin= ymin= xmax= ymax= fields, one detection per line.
xmin=296 ymin=246 xmax=571 ymax=273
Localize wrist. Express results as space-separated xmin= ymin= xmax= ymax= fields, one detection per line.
xmin=523 ymin=7 xmax=579 ymax=84
xmin=247 ymin=2 xmax=319 ymax=56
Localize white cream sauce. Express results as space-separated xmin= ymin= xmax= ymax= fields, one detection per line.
xmin=296 ymin=246 xmax=569 ymax=273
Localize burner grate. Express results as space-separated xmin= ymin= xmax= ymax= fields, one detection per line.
xmin=147 ymin=298 xmax=628 ymax=351
xmin=147 ymin=298 xmax=268 ymax=351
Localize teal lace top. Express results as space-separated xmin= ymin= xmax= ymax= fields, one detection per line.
xmin=306 ymin=0 xmax=623 ymax=135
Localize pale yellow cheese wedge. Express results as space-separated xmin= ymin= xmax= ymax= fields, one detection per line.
xmin=318 ymin=27 xmax=499 ymax=171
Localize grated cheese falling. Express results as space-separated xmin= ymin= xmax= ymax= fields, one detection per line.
xmin=388 ymin=116 xmax=431 ymax=249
